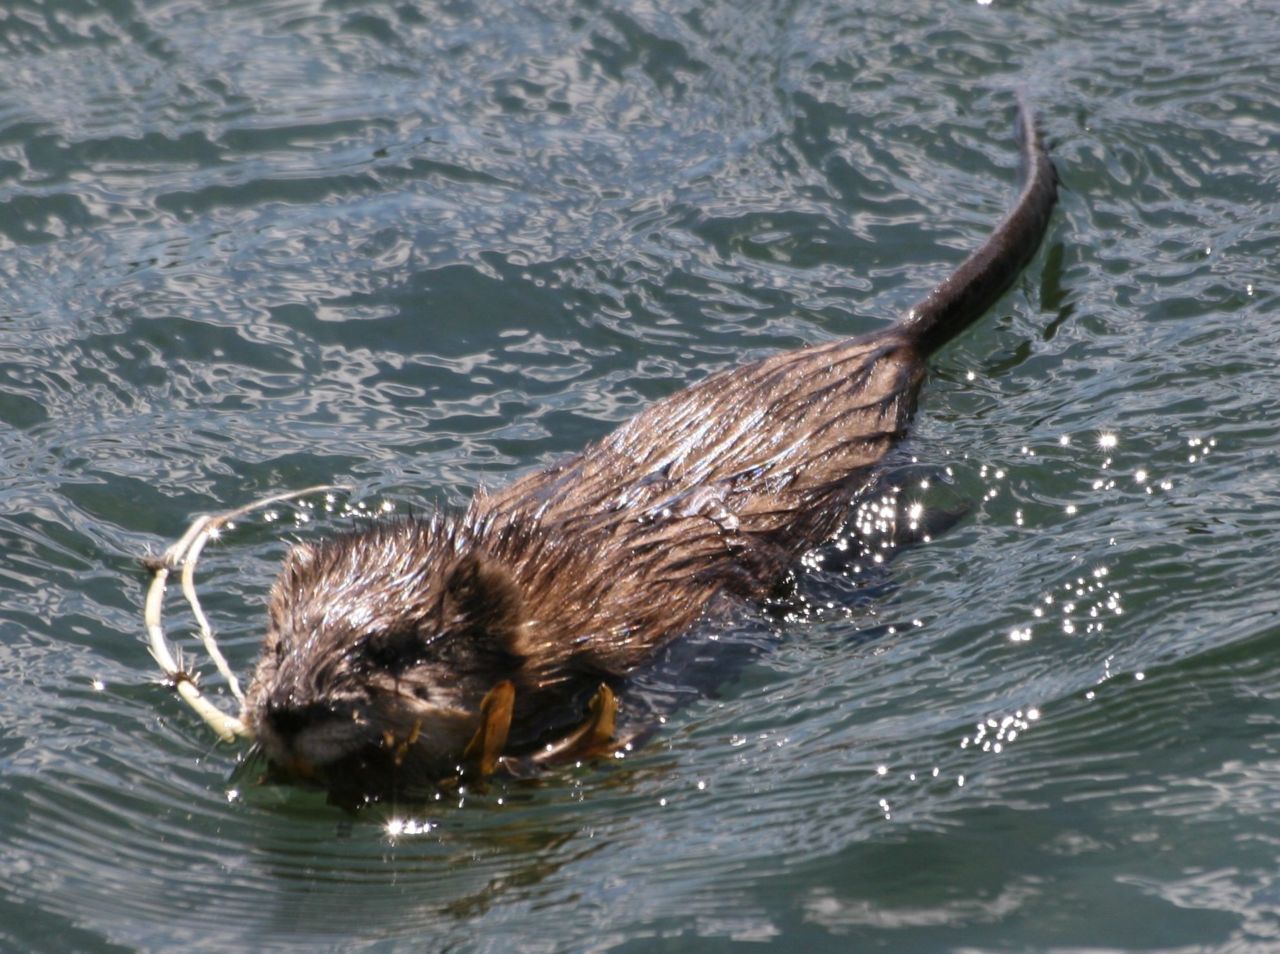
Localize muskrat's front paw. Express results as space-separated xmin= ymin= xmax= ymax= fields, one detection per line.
xmin=461 ymin=680 xmax=516 ymax=778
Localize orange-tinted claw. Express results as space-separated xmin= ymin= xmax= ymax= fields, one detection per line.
xmin=534 ymin=683 xmax=618 ymax=765
xmin=384 ymin=720 xmax=423 ymax=767
xmin=581 ymin=683 xmax=616 ymax=750
xmin=462 ymin=680 xmax=516 ymax=777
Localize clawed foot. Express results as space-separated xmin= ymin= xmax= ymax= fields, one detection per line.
xmin=461 ymin=680 xmax=516 ymax=778
xmin=528 ymin=682 xmax=619 ymax=766
xmin=455 ymin=680 xmax=640 ymax=787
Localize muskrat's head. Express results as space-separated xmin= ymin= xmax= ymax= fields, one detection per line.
xmin=240 ymin=519 xmax=527 ymax=793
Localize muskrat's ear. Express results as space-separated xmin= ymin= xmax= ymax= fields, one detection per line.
xmin=443 ymin=553 xmax=526 ymax=655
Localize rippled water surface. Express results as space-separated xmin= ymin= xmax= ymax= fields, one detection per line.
xmin=2 ymin=0 xmax=1278 ymax=950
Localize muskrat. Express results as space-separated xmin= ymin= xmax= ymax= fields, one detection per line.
xmin=242 ymin=98 xmax=1057 ymax=798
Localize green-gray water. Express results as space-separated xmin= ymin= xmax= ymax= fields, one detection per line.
xmin=2 ymin=1 xmax=1278 ymax=950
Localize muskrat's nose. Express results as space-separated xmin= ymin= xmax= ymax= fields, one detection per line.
xmin=264 ymin=699 xmax=331 ymax=743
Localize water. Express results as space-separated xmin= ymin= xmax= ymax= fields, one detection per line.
xmin=2 ymin=0 xmax=1278 ymax=950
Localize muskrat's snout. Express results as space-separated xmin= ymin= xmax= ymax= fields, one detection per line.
xmin=261 ymin=698 xmax=335 ymax=743
xmin=245 ymin=674 xmax=490 ymax=790
xmin=244 ymin=677 xmax=375 ymax=775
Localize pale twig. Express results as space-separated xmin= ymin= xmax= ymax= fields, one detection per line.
xmin=143 ymin=485 xmax=349 ymax=743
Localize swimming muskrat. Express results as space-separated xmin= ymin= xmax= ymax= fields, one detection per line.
xmin=242 ymin=98 xmax=1057 ymax=798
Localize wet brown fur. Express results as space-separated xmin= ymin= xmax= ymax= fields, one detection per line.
xmin=242 ymin=99 xmax=1058 ymax=797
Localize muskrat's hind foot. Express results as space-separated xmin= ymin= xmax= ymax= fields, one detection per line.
xmin=526 ymin=683 xmax=620 ymax=767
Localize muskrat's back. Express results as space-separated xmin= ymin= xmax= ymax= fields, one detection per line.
xmin=476 ymin=332 xmax=924 ymax=671
xmin=242 ymin=98 xmax=1057 ymax=797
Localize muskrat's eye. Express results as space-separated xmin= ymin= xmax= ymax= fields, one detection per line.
xmin=362 ymin=627 xmax=424 ymax=674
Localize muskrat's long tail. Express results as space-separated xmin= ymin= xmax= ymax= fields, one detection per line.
xmin=900 ymin=95 xmax=1058 ymax=356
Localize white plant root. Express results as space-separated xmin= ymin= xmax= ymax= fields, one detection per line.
xmin=143 ymin=485 xmax=348 ymax=743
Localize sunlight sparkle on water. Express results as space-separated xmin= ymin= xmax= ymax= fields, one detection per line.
xmin=1009 ymin=568 xmax=1121 ymax=646
xmin=963 ymin=709 xmax=1040 ymax=754
xmin=386 ymin=817 xmax=434 ymax=838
